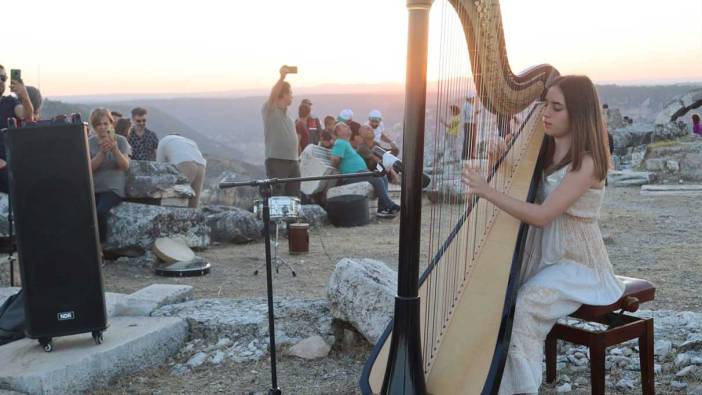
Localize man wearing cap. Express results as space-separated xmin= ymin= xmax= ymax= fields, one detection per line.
xmin=262 ymin=66 xmax=300 ymax=197
xmin=301 ymin=99 xmax=322 ymax=145
xmin=367 ymin=110 xmax=399 ymax=156
xmin=338 ymin=108 xmax=361 ymax=137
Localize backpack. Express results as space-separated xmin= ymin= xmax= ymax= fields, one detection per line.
xmin=0 ymin=289 xmax=25 ymax=346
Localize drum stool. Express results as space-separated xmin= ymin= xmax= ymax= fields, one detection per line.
xmin=545 ymin=276 xmax=656 ymax=395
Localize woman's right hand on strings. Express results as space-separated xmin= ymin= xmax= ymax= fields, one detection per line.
xmin=462 ymin=163 xmax=491 ymax=198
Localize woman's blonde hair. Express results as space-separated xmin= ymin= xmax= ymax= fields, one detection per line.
xmin=542 ymin=75 xmax=610 ymax=181
xmin=89 ymin=108 xmax=116 ymax=138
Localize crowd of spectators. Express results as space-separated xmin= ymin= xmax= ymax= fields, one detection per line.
xmin=0 ymin=64 xmax=208 ymax=249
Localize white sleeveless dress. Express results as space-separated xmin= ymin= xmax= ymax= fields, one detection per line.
xmin=498 ymin=166 xmax=625 ymax=395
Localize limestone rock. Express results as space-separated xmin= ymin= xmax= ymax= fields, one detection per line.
xmin=125 ymin=160 xmax=194 ymax=199
xmin=676 ymin=365 xmax=697 ymax=377
xmin=201 ymin=171 xmax=259 ymax=210
xmin=153 ymin=298 xmax=332 ymax=362
xmin=326 ymin=182 xmax=376 ymax=200
xmin=666 ymin=160 xmax=680 ymax=172
xmin=642 ymin=139 xmax=702 ymax=182
xmin=299 ymin=204 xmax=329 ymax=227
xmin=607 ymin=170 xmax=655 ymax=187
xmin=645 ymin=158 xmax=666 ymax=171
xmin=186 ymin=352 xmax=208 ymax=368
xmin=654 ymin=340 xmax=673 ymax=358
xmin=655 ymin=88 xmax=702 ymax=125
xmin=670 ymin=381 xmax=688 ymax=391
xmin=105 ymin=202 xmax=210 ymax=251
xmin=326 ymin=258 xmax=397 ymax=345
xmin=615 ymin=378 xmax=635 ymax=391
xmin=287 ymin=335 xmax=331 ymax=359
xmin=204 ymin=206 xmax=262 ymax=244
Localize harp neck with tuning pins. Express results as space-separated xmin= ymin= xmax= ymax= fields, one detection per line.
xmin=360 ymin=0 xmax=559 ymax=393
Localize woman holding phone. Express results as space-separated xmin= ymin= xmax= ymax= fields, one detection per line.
xmin=88 ymin=108 xmax=131 ymax=247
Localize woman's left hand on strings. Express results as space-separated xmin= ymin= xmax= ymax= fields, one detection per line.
xmin=462 ymin=164 xmax=491 ymax=198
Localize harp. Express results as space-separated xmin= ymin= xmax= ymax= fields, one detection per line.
xmin=360 ymin=0 xmax=559 ymax=393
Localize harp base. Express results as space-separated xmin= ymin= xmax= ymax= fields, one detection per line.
xmin=380 ymin=296 xmax=427 ymax=395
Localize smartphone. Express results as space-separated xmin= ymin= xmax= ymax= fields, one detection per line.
xmin=285 ymin=65 xmax=298 ymax=74
xmin=10 ymin=69 xmax=21 ymax=83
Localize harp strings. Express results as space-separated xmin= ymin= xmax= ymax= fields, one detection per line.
xmin=420 ymin=0 xmax=538 ymax=373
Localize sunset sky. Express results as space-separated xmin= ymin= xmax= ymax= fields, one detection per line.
xmin=4 ymin=0 xmax=701 ymax=97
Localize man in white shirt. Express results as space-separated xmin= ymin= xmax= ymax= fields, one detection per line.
xmin=156 ymin=134 xmax=207 ymax=208
xmin=366 ymin=110 xmax=399 ymax=156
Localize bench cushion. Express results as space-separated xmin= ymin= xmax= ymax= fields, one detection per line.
xmin=571 ymin=276 xmax=655 ymax=321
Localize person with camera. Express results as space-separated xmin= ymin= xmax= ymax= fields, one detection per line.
xmin=0 ymin=66 xmax=35 ymax=191
xmin=262 ymin=66 xmax=300 ymax=197
xmin=88 ymin=108 xmax=131 ymax=247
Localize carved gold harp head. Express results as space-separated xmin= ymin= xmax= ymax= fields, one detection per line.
xmin=361 ymin=0 xmax=559 ymax=393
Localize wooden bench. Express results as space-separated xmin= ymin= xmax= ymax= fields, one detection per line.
xmin=545 ymin=276 xmax=656 ymax=394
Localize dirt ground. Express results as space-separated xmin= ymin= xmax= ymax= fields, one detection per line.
xmin=96 ymin=186 xmax=701 ymax=394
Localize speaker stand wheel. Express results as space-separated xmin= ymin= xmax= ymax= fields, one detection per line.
xmin=39 ymin=338 xmax=53 ymax=352
xmin=92 ymin=331 xmax=104 ymax=345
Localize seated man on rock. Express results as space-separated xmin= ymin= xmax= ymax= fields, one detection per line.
xmin=330 ymin=122 xmax=399 ymax=218
xmin=355 ymin=125 xmax=400 ymax=184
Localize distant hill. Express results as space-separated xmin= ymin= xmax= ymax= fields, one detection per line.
xmin=40 ymin=99 xmax=247 ymax=161
xmin=52 ymin=83 xmax=701 ymax=166
xmin=143 ymin=94 xmax=407 ymax=164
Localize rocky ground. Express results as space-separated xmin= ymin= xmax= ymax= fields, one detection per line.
xmin=92 ymin=186 xmax=701 ymax=394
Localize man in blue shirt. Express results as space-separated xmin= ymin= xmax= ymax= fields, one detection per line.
xmin=330 ymin=123 xmax=399 ymax=218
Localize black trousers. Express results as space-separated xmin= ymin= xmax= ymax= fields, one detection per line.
xmin=95 ymin=191 xmax=122 ymax=243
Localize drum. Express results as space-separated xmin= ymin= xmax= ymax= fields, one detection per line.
xmin=154 ymin=257 xmax=211 ymax=277
xmin=299 ymin=144 xmax=338 ymax=195
xmin=153 ymin=237 xmax=195 ymax=263
xmin=253 ymin=196 xmax=301 ymax=221
xmin=288 ymin=223 xmax=309 ymax=254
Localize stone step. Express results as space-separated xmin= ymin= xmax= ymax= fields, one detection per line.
xmin=0 ymin=316 xmax=187 ymax=394
xmin=640 ymin=184 xmax=702 ymax=196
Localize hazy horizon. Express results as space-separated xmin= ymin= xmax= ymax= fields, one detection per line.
xmin=46 ymin=79 xmax=702 ymax=104
xmin=5 ymin=0 xmax=701 ymax=97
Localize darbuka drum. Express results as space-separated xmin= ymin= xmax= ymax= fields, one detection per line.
xmin=288 ymin=223 xmax=309 ymax=254
xmin=253 ymin=196 xmax=301 ymax=221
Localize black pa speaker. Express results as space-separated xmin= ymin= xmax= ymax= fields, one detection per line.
xmin=4 ymin=121 xmax=106 ymax=349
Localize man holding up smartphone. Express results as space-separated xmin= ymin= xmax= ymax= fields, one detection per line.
xmin=0 ymin=65 xmax=34 ymax=192
xmin=0 ymin=66 xmax=34 ymax=129
xmin=262 ymin=65 xmax=300 ymax=197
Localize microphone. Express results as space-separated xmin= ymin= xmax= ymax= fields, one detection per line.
xmin=372 ymin=146 xmax=431 ymax=189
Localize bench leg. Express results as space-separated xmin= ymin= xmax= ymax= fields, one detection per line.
xmin=639 ymin=319 xmax=655 ymax=395
xmin=545 ymin=333 xmax=558 ymax=383
xmin=590 ymin=341 xmax=606 ymax=395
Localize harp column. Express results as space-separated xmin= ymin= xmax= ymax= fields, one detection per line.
xmin=380 ymin=0 xmax=433 ymax=394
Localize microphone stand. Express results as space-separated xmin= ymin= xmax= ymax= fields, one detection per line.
xmin=219 ymin=169 xmax=386 ymax=395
